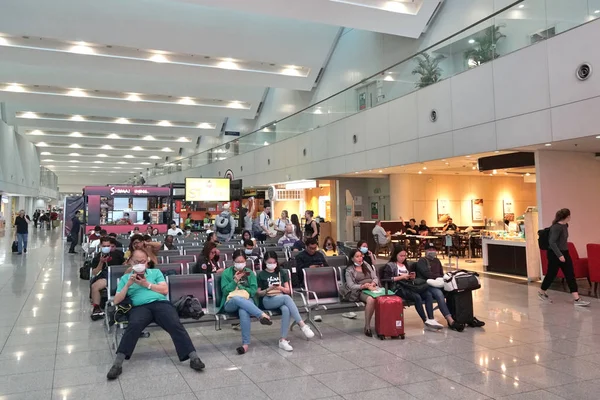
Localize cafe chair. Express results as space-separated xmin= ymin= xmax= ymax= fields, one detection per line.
xmin=540 ymin=242 xmax=590 ymax=293
xmin=586 ymin=243 xmax=600 ymax=297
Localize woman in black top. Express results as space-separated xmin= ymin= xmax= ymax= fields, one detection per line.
xmin=539 ymin=208 xmax=590 ymax=306
xmin=291 ymin=214 xmax=303 ymax=240
xmin=304 ymin=210 xmax=318 ymax=241
xmin=192 ymin=241 xmax=222 ymax=296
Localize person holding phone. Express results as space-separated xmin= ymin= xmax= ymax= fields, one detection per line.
xmin=294 ymin=237 xmax=329 ymax=288
xmin=106 ymin=249 xmax=205 ymax=380
xmin=344 ymin=249 xmax=381 ymax=337
xmin=90 ymin=237 xmax=124 ymax=321
xmin=257 ymin=252 xmax=314 ymax=351
xmin=220 ymin=250 xmax=273 ymax=355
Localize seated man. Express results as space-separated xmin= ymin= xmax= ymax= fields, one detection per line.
xmin=295 ymin=237 xmax=329 ymax=288
xmin=442 ymin=217 xmax=458 ymax=232
xmin=90 ymin=237 xmax=125 ymax=320
xmin=167 ymin=221 xmax=184 ymax=237
xmin=107 ymin=249 xmax=205 ymax=379
xmin=108 ymin=232 xmax=123 ymax=248
xmin=404 ymin=218 xmax=418 ymax=235
xmin=243 ymin=239 xmax=261 ymax=268
xmin=89 ymin=225 xmax=102 ymax=241
xmin=372 ymin=220 xmax=393 ymax=253
xmin=418 ymin=243 xmax=485 ymax=329
xmin=418 ymin=220 xmax=429 ymax=235
xmin=278 ymin=224 xmax=299 ymax=248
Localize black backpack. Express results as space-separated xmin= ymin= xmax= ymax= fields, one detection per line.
xmin=538 ymin=227 xmax=551 ymax=250
xmin=173 ymin=295 xmax=205 ymax=320
xmin=79 ymin=260 xmax=91 ymax=280
xmin=281 ymin=258 xmax=300 ymax=288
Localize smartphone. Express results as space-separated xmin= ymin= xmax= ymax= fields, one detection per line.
xmin=135 ymin=273 xmax=145 ymax=280
xmin=272 ymin=282 xmax=281 ymax=287
xmin=243 ymin=271 xmax=251 ymax=277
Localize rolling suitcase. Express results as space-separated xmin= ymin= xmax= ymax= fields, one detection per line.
xmin=446 ymin=290 xmax=474 ymax=324
xmin=374 ymin=295 xmax=405 ymax=340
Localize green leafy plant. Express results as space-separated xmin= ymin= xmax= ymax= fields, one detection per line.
xmin=464 ymin=25 xmax=506 ymax=68
xmin=411 ymin=52 xmax=445 ymax=89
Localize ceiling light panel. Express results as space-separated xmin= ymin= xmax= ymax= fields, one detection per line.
xmin=0 ymin=34 xmax=311 ymax=78
xmin=328 ymin=0 xmax=422 ymax=15
xmin=24 ymin=129 xmax=201 ymax=143
xmin=0 ymin=83 xmax=251 ymax=110
xmin=16 ymin=111 xmax=216 ymax=129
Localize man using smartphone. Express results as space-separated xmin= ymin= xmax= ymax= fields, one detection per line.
xmin=90 ymin=237 xmax=124 ymax=321
xmin=294 ymin=237 xmax=329 ymax=288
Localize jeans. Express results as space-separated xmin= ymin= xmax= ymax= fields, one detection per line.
xmin=428 ymin=287 xmax=451 ymax=318
xmin=223 ymin=296 xmax=264 ymax=345
xmin=262 ymin=295 xmax=302 ymax=338
xmin=542 ymin=250 xmax=578 ymax=293
xmin=400 ymin=290 xmax=434 ymax=322
xmin=117 ymin=301 xmax=195 ymax=361
xmin=16 ymin=233 xmax=28 ymax=253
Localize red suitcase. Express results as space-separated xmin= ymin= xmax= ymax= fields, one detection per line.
xmin=374 ymin=295 xmax=405 ymax=340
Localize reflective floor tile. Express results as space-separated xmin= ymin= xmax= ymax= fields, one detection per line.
xmin=257 ymin=376 xmax=336 ymax=400
xmin=0 ymin=354 xmax=56 ymax=376
xmin=399 ymin=377 xmax=491 ymax=400
xmin=290 ymin=353 xmax=360 ymax=375
xmin=502 ymin=363 xmax=581 ymax=388
xmin=456 ymin=349 xmax=534 ymax=372
xmin=315 ymin=369 xmax=392 ymax=395
xmin=546 ymin=379 xmax=600 ymax=400
xmin=120 ymin=372 xmax=192 ymax=400
xmin=0 ymin=389 xmax=52 ymax=400
xmin=177 ymin=364 xmax=251 ymax=391
xmin=448 ymin=370 xmax=539 ymax=398
xmin=337 ymin=347 xmax=403 ymax=368
xmin=342 ymin=386 xmax=417 ymax=400
xmin=498 ymin=389 xmax=568 ymax=399
xmin=53 ymin=364 xmax=116 ymax=388
xmin=0 ymin=370 xmax=54 ymax=396
xmin=364 ymin=361 xmax=439 ymax=385
xmin=52 ymin=382 xmax=124 ymax=400
xmin=497 ymin=344 xmax=571 ymax=364
xmin=194 ymin=383 xmax=270 ymax=400
xmin=239 ymin=358 xmax=308 ymax=382
xmin=412 ymin=355 xmax=487 ymax=377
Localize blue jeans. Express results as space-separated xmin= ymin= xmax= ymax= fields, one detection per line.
xmin=402 ymin=290 xmax=434 ymax=322
xmin=428 ymin=287 xmax=451 ymax=318
xmin=223 ymin=296 xmax=264 ymax=345
xmin=16 ymin=233 xmax=28 ymax=253
xmin=262 ymin=295 xmax=302 ymax=338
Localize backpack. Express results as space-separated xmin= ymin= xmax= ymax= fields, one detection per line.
xmin=216 ymin=215 xmax=232 ymax=235
xmin=79 ymin=260 xmax=91 ymax=280
xmin=173 ymin=295 xmax=205 ymax=320
xmin=538 ymin=227 xmax=551 ymax=250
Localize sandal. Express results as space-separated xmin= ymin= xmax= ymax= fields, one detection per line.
xmin=236 ymin=346 xmax=246 ymax=355
xmin=259 ymin=316 xmax=273 ymax=326
xmin=364 ymin=328 xmax=373 ymax=338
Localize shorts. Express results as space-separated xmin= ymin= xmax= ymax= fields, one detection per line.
xmin=90 ymin=269 xmax=108 ymax=285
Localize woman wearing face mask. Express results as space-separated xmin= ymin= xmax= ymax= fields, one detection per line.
xmin=220 ymin=250 xmax=272 ymax=354
xmin=257 ymin=252 xmax=314 ymax=351
xmin=321 ymin=236 xmax=338 ymax=257
xmin=344 ymin=249 xmax=381 ymax=337
xmin=192 ymin=242 xmax=222 ymax=294
xmin=357 ymin=240 xmax=375 ymax=266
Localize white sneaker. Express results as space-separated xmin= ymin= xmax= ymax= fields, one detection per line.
xmin=301 ymin=325 xmax=315 ymax=339
xmin=342 ymin=312 xmax=357 ymax=319
xmin=425 ymin=319 xmax=443 ymax=330
xmin=314 ymin=315 xmax=322 ymax=322
xmin=575 ymin=299 xmax=591 ymax=307
xmin=279 ymin=339 xmax=293 ymax=352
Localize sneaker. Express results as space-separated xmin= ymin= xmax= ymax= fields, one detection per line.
xmin=314 ymin=315 xmax=322 ymax=322
xmin=449 ymin=321 xmax=465 ymax=332
xmin=467 ymin=317 xmax=486 ymax=328
xmin=301 ymin=325 xmax=315 ymax=339
xmin=574 ymin=298 xmax=591 ymax=307
xmin=538 ymin=291 xmax=552 ymax=303
xmin=190 ymin=357 xmax=205 ymax=371
xmin=91 ymin=306 xmax=105 ymax=321
xmin=342 ymin=312 xmax=357 ymax=319
xmin=425 ymin=319 xmax=444 ymax=330
xmin=106 ymin=365 xmax=122 ymax=380
xmin=279 ymin=339 xmax=293 ymax=352
xmin=23 ymin=248 xmax=27 ymax=253
xmin=231 ymin=323 xmax=241 ymax=331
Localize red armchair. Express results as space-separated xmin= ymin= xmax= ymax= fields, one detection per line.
xmin=540 ymin=242 xmax=589 ymax=292
xmin=586 ymin=243 xmax=600 ymax=297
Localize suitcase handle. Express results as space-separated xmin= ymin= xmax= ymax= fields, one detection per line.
xmin=380 ymin=278 xmax=393 ymax=292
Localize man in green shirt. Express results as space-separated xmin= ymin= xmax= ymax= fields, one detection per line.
xmin=106 ymin=249 xmax=205 ymax=380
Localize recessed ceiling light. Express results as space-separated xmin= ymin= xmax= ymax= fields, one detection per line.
xmin=264 ymin=141 xmax=269 ymax=146
xmin=595 ymin=10 xmax=600 ymax=14
xmin=21 ymin=112 xmax=39 ymax=119
xmin=157 ymin=120 xmax=171 ymax=127
xmin=69 ymin=144 xmax=81 ymax=148
xmin=197 ymin=123 xmax=214 ymax=129
xmin=494 ymin=150 xmax=500 ymax=153
xmin=113 ymin=167 xmax=122 ymax=170
xmin=525 ymin=172 xmax=531 ymax=176
xmin=30 ymin=130 xmax=45 ymax=136
xmin=161 ymin=147 xmax=173 ymax=152
xmin=101 ymin=145 xmax=113 ymax=150
xmin=91 ymin=166 xmax=100 ymax=169
xmin=544 ymin=143 xmax=552 ymax=147
xmin=133 ymin=167 xmax=143 ymax=170
xmin=97 ymin=154 xmax=108 ymax=157
xmin=70 ymin=115 xmax=85 ymax=121
xmin=69 ymin=160 xmax=79 ymax=163
xmin=178 ymin=97 xmax=196 ymax=105
xmin=472 ymin=166 xmax=476 ymax=170
xmin=423 ymin=167 xmax=427 ymax=170
xmin=518 ymin=4 xmax=524 ymax=8
xmin=132 ymin=146 xmax=143 ymax=151
xmin=418 ymin=171 xmax=422 ymax=174
xmin=281 ymin=67 xmax=301 ymax=76
xmin=40 ymin=152 xmax=51 ymax=155
xmin=36 ymin=142 xmax=48 ymax=147
xmin=126 ymin=94 xmax=141 ymax=102
xmin=115 ymin=118 xmax=130 ymax=124
xmin=142 ymin=136 xmax=155 ymax=141
xmin=227 ymin=101 xmax=244 ymax=109
xmin=177 ymin=137 xmax=190 ymax=142
xmin=378 ymin=170 xmax=383 ymax=173
xmin=468 ymin=39 xmax=475 ymax=44
xmin=466 ymin=155 xmax=471 ymax=158
xmin=0 ymin=37 xmax=9 ymax=46
xmin=42 ymin=159 xmax=54 ymax=162
xmin=107 ymin=133 xmax=120 ymax=139
xmin=217 ymin=59 xmax=239 ymax=69
xmin=445 ymin=162 xmax=449 ymax=165
xmin=117 ymin=161 xmax=128 ymax=164
xmin=69 ymin=153 xmax=80 ymax=156
xmin=69 ymin=43 xmax=95 ymax=55
xmin=67 ymin=88 xmax=87 ymax=97
xmin=149 ymin=54 xmax=169 ymax=63
xmin=69 ymin=132 xmax=83 ymax=137
xmin=124 ymin=155 xmax=135 ymax=158
xmin=6 ymin=83 xmax=25 ymax=92
xmin=150 ymin=155 xmax=161 ymax=159
xmin=141 ymin=162 xmax=151 ymax=165
xmin=493 ymin=169 xmax=498 ymax=174
xmin=94 ymin=161 xmax=104 ymax=164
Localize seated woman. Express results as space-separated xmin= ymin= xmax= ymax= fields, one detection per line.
xmin=162 ymin=235 xmax=177 ymax=250
xmin=145 ymin=225 xmax=153 ymax=236
xmin=321 ymin=236 xmax=339 ymax=256
xmin=357 ymin=240 xmax=376 ymax=266
xmin=220 ymin=250 xmax=273 ymax=354
xmin=257 ymin=252 xmax=314 ymax=351
xmin=241 ymin=230 xmax=254 ymax=245
xmin=191 ymin=241 xmax=222 ymax=294
xmin=124 ymin=234 xmax=158 ymax=267
xmin=151 ymin=227 xmax=159 ymax=236
xmin=344 ymin=249 xmax=381 ymax=337
xmin=382 ymin=247 xmax=441 ymax=330
xmin=130 ymin=227 xmax=141 ymax=237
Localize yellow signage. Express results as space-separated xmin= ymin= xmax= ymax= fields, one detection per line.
xmin=185 ymin=178 xmax=230 ymax=202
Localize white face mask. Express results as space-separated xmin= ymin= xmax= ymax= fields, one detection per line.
xmin=265 ymin=263 xmax=277 ymax=271
xmin=132 ymin=264 xmax=146 ymax=274
xmin=234 ymin=262 xmax=246 ymax=271
xmin=101 ymin=246 xmax=111 ymax=254
xmin=354 ymin=261 xmax=362 ymax=267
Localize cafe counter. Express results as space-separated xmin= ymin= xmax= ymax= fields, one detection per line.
xmin=482 ymin=238 xmax=527 ymax=276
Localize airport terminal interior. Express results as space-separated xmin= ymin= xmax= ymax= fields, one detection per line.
xmin=3 ymin=0 xmax=600 ymax=399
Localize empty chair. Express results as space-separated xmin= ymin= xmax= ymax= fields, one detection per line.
xmin=158 ymin=249 xmax=181 ymax=259
xmin=168 ymin=255 xmax=196 ymax=264
xmin=154 ymin=263 xmax=183 ymax=275
xmin=166 ymin=274 xmax=211 ymax=317
xmin=219 ymin=249 xmax=235 ymax=261
xmin=325 ymin=255 xmax=348 ymax=268
xmin=184 ymin=248 xmax=202 ymax=257
xmin=587 ymin=243 xmax=600 ymax=297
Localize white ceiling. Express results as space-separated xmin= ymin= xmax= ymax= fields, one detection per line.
xmin=0 ymin=0 xmax=441 ymax=190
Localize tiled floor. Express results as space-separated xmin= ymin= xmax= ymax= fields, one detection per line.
xmin=1 ymin=229 xmax=600 ymax=399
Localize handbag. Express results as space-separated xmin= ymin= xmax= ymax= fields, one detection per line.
xmin=227 ymin=288 xmax=250 ymax=301
xmin=397 ymin=278 xmax=429 ymax=294
xmin=443 ymin=269 xmax=481 ymax=292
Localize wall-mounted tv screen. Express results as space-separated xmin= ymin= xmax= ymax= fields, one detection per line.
xmin=185 ymin=178 xmax=230 ymax=202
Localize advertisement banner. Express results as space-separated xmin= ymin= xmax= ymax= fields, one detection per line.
xmin=472 ymin=199 xmax=484 ymax=222
xmin=64 ymin=196 xmax=84 ymax=237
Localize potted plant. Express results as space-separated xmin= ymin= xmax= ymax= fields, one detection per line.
xmin=411 ymin=52 xmax=445 ymax=89
xmin=464 ymin=25 xmax=506 ymax=68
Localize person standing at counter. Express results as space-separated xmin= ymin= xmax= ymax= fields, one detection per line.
xmin=539 ymin=208 xmax=590 ymax=307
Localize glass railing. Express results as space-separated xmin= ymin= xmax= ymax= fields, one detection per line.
xmin=39 ymin=166 xmax=58 ymax=191
xmin=148 ymin=0 xmax=599 ymax=178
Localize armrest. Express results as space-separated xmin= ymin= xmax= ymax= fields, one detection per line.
xmin=296 ymin=289 xmax=320 ymax=307
xmin=291 ymin=290 xmax=308 ymax=307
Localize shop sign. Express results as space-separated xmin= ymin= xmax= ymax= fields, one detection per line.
xmin=85 ymin=186 xmax=171 ymax=197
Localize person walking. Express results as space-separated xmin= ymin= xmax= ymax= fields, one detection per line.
xmin=33 ymin=209 xmax=40 ymax=229
xmin=539 ymin=208 xmax=590 ymax=306
xmin=69 ymin=211 xmax=82 ymax=254
xmin=14 ymin=210 xmax=31 ymax=255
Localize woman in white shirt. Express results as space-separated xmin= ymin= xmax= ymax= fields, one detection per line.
xmin=167 ymin=222 xmax=183 ymax=237
xmin=274 ymin=210 xmax=290 ymax=236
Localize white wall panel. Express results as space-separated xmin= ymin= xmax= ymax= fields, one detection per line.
xmin=418 ymin=132 xmax=454 ymax=161
xmin=365 ymin=147 xmax=391 ymax=171
xmin=326 ymin=122 xmax=345 ymax=159
xmin=310 ymin=127 xmax=328 ymax=162
xmin=388 ymin=92 xmax=419 ymax=145
xmin=417 ymin=79 xmax=453 ymax=138
xmin=451 ymin=63 xmax=495 ymax=129
xmin=389 ymin=139 xmax=419 ymax=166
xmin=365 ymin=103 xmax=390 ymax=150
xmin=496 ymin=109 xmax=552 ymax=148
xmin=551 ymin=96 xmax=600 ymax=142
xmin=547 ymin=19 xmax=600 ymax=107
xmin=343 ymin=152 xmax=367 ymax=174
xmin=343 ymin=113 xmax=367 ymax=155
xmin=452 ymin=123 xmax=497 ymax=156
xmin=493 ymin=41 xmax=550 ymax=119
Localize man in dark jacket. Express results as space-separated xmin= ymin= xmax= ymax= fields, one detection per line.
xmin=69 ymin=211 xmax=82 ymax=254
xmin=14 ymin=210 xmax=31 ymax=255
xmin=294 ymin=237 xmax=328 ymax=288
xmin=90 ymin=237 xmax=125 ymax=320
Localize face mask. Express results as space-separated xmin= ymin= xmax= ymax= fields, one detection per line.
xmin=354 ymin=261 xmax=362 ymax=267
xmin=360 ymin=247 xmax=368 ymax=254
xmin=244 ymin=249 xmax=253 ymax=255
xmin=234 ymin=262 xmax=246 ymax=271
xmin=101 ymin=246 xmax=111 ymax=254
xmin=426 ymin=251 xmax=436 ymax=260
xmin=132 ymin=264 xmax=146 ymax=274
xmin=326 ymin=244 xmax=333 ymax=250
xmin=266 ymin=263 xmax=277 ymax=271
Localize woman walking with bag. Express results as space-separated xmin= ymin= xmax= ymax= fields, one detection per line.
xmin=539 ymin=208 xmax=590 ymax=306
